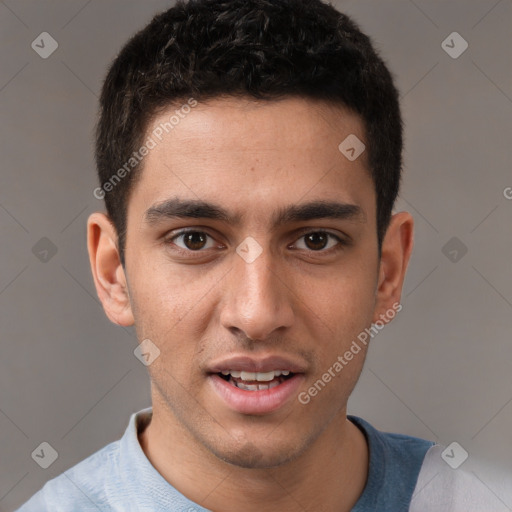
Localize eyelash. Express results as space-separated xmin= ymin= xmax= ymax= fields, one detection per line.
xmin=164 ymin=228 xmax=347 ymax=256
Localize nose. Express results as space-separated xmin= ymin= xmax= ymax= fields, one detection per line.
xmin=219 ymin=243 xmax=295 ymax=342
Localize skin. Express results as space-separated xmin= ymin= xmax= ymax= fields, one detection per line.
xmin=87 ymin=96 xmax=414 ymax=511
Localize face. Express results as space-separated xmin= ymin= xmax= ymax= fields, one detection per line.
xmin=89 ymin=96 xmax=409 ymax=469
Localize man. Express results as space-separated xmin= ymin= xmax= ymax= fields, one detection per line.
xmin=17 ymin=0 xmax=493 ymax=510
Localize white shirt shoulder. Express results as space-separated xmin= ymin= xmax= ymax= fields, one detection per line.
xmin=409 ymin=444 xmax=512 ymax=512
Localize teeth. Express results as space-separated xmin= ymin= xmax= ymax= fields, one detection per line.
xmin=233 ymin=379 xmax=282 ymax=391
xmin=221 ymin=370 xmax=291 ymax=381
xmin=237 ymin=382 xmax=259 ymax=391
xmin=254 ymin=371 xmax=275 ymax=382
xmin=261 ymin=381 xmax=280 ymax=390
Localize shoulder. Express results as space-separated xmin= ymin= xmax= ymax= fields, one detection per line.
xmin=349 ymin=415 xmax=434 ymax=467
xmin=410 ymin=444 xmax=511 ymax=512
xmin=16 ymin=439 xmax=121 ymax=512
xmin=349 ymin=416 xmax=434 ymax=511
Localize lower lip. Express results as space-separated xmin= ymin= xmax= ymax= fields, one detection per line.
xmin=209 ymin=374 xmax=305 ymax=415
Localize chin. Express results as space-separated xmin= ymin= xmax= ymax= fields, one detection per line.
xmin=211 ymin=438 xmax=307 ymax=469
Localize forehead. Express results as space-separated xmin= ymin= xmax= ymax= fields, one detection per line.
xmin=130 ymin=96 xmax=374 ymax=225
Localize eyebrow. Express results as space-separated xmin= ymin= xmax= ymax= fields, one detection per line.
xmin=144 ymin=197 xmax=366 ymax=227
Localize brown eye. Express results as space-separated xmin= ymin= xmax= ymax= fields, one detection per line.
xmin=305 ymin=232 xmax=328 ymax=250
xmin=170 ymin=231 xmax=215 ymax=251
xmin=183 ymin=232 xmax=207 ymax=250
xmin=293 ymin=231 xmax=343 ymax=252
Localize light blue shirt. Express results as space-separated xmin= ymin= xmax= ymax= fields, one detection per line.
xmin=15 ymin=407 xmax=443 ymax=511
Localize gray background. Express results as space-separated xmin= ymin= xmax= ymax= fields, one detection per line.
xmin=1 ymin=0 xmax=511 ymax=510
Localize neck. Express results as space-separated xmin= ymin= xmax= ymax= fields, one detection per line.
xmin=139 ymin=406 xmax=368 ymax=512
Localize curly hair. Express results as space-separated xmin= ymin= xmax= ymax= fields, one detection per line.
xmin=95 ymin=0 xmax=403 ymax=265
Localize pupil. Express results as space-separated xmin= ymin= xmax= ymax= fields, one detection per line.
xmin=305 ymin=232 xmax=327 ymax=250
xmin=185 ymin=232 xmax=206 ymax=250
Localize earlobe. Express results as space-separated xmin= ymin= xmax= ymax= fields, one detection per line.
xmin=372 ymin=211 xmax=414 ymax=324
xmin=87 ymin=212 xmax=134 ymax=327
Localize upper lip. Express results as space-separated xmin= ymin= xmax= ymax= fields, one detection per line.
xmin=207 ymin=355 xmax=307 ymax=374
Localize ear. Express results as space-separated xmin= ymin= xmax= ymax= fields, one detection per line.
xmin=372 ymin=211 xmax=414 ymax=324
xmin=87 ymin=212 xmax=134 ymax=326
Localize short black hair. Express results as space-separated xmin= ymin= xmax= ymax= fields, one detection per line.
xmin=95 ymin=0 xmax=403 ymax=265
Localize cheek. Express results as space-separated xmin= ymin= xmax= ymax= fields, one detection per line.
xmin=127 ymin=262 xmax=217 ymax=366
xmin=129 ymin=259 xmax=201 ymax=326
xmin=300 ymin=279 xmax=373 ymax=414
xmin=303 ymin=261 xmax=377 ymax=343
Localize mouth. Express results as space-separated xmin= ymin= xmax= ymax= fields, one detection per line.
xmin=208 ymin=370 xmax=305 ymax=415
xmin=217 ymin=369 xmax=295 ymax=391
xmin=207 ymin=357 xmax=306 ymax=415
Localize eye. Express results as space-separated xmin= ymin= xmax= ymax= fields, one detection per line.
xmin=293 ymin=231 xmax=344 ymax=252
xmin=169 ymin=230 xmax=217 ymax=251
